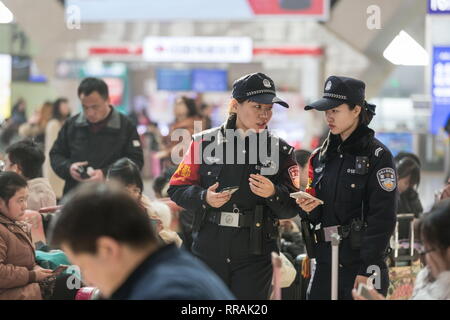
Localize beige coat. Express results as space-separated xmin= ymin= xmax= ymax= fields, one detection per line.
xmin=27 ymin=178 xmax=57 ymax=211
xmin=43 ymin=119 xmax=65 ymax=199
xmin=0 ymin=214 xmax=41 ymax=300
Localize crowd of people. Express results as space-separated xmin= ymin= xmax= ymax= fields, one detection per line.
xmin=0 ymin=75 xmax=449 ymax=301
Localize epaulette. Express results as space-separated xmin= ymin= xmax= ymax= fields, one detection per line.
xmin=278 ymin=138 xmax=295 ymax=156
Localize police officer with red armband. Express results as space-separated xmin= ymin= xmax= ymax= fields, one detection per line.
xmin=297 ymin=76 xmax=397 ymax=300
xmin=168 ymin=73 xmax=300 ymax=300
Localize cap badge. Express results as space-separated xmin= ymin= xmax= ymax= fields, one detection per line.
xmin=263 ymin=79 xmax=271 ymax=88
xmin=325 ymin=81 xmax=332 ymax=91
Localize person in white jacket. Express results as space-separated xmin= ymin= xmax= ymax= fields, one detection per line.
xmin=353 ymin=199 xmax=450 ymax=300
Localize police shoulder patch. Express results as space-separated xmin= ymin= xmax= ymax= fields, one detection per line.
xmin=376 ymin=167 xmax=396 ymax=192
xmin=288 ymin=165 xmax=300 ymax=189
xmin=374 ymin=147 xmax=384 ymax=157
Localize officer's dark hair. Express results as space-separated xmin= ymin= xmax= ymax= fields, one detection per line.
xmin=52 ymin=97 xmax=69 ymax=121
xmin=396 ymin=157 xmax=421 ymax=189
xmin=6 ymin=139 xmax=45 ymax=180
xmin=418 ymin=199 xmax=450 ymax=252
xmin=394 ymin=152 xmax=421 ymax=168
xmin=294 ymin=149 xmax=312 ymax=168
xmin=0 ymin=171 xmax=28 ymax=208
xmin=77 ymin=77 xmax=109 ymax=100
xmin=228 ymin=97 xmax=255 ymax=115
xmin=107 ymin=158 xmax=143 ymax=194
xmin=177 ymin=96 xmax=199 ymax=118
xmin=49 ymin=182 xmax=157 ymax=254
xmin=347 ymin=103 xmax=374 ymax=126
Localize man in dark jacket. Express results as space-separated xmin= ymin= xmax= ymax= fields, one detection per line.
xmin=49 ymin=183 xmax=235 ymax=300
xmin=49 ymin=78 xmax=143 ymax=195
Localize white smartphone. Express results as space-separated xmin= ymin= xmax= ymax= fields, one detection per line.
xmin=290 ymin=191 xmax=324 ymax=205
xmin=221 ymin=186 xmax=239 ymax=195
xmin=357 ymin=283 xmax=374 ymax=300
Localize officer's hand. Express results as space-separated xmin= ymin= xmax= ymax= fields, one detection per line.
xmin=249 ymin=174 xmax=275 ymax=198
xmin=206 ymin=182 xmax=232 ymax=208
xmin=296 ymin=198 xmax=321 ymax=213
xmin=69 ymin=161 xmax=88 ymax=182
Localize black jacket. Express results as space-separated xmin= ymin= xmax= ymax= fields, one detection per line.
xmin=49 ymin=107 xmax=144 ymax=194
xmin=168 ymin=115 xmax=299 ymax=260
xmin=305 ymin=125 xmax=397 ymax=275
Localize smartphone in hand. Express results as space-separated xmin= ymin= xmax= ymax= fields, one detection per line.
xmin=290 ymin=191 xmax=324 ymax=205
xmin=357 ymin=283 xmax=374 ymax=300
xmin=220 ymin=186 xmax=239 ymax=195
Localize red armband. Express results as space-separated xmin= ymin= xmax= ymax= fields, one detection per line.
xmin=169 ymin=140 xmax=201 ymax=186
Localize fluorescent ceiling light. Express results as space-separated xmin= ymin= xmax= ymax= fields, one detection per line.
xmin=0 ymin=1 xmax=13 ymax=24
xmin=383 ymin=30 xmax=429 ymax=66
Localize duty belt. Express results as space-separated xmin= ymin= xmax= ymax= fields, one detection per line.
xmin=314 ymin=224 xmax=351 ymax=243
xmin=207 ymin=209 xmax=253 ymax=228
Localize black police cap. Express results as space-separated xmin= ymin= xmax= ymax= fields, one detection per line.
xmin=305 ymin=76 xmax=367 ymax=111
xmin=232 ymin=73 xmax=289 ymax=108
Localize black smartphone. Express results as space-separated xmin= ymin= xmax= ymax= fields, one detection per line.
xmin=77 ymin=165 xmax=91 ymax=179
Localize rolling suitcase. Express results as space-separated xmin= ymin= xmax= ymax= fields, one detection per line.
xmin=387 ymin=213 xmax=421 ymax=300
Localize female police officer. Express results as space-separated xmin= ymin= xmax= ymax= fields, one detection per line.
xmin=168 ymin=73 xmax=299 ymax=299
xmin=297 ymin=76 xmax=397 ymax=300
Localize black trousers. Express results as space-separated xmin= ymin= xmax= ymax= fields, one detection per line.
xmin=308 ymin=262 xmax=389 ymax=300
xmin=199 ymin=254 xmax=273 ymax=300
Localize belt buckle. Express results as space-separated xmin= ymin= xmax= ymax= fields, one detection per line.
xmin=323 ymin=225 xmax=340 ymax=242
xmin=219 ymin=211 xmax=240 ymax=228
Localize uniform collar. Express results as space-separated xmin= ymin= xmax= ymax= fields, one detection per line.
xmin=75 ymin=106 xmax=120 ymax=129
xmin=319 ymin=125 xmax=374 ymax=162
xmin=220 ymin=114 xmax=272 ymax=140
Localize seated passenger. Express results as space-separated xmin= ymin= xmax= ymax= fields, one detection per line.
xmin=353 ymin=199 xmax=450 ymax=300
xmin=0 ymin=172 xmax=53 ymax=300
xmin=49 ymin=182 xmax=235 ymax=300
xmin=4 ymin=139 xmax=56 ymax=211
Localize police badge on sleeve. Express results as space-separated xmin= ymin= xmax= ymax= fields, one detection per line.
xmin=377 ymin=168 xmax=396 ymax=192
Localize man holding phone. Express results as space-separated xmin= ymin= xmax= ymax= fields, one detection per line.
xmin=50 ymin=78 xmax=143 ymax=195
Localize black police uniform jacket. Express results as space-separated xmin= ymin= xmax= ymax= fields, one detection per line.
xmin=168 ymin=115 xmax=299 ymax=262
xmin=304 ymin=124 xmax=397 ymax=276
xmin=49 ymin=107 xmax=144 ymax=194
